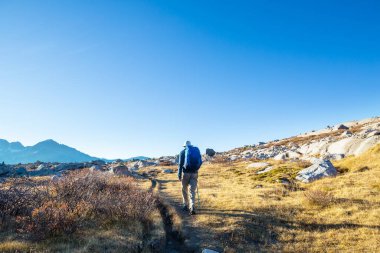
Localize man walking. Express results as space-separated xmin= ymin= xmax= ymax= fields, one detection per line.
xmin=178 ymin=141 xmax=202 ymax=215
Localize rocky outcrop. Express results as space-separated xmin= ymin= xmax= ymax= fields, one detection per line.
xmin=296 ymin=159 xmax=337 ymax=183
xmin=217 ymin=117 xmax=380 ymax=162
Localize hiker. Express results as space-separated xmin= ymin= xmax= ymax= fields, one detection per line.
xmin=178 ymin=141 xmax=202 ymax=215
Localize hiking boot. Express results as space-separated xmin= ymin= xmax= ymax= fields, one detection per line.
xmin=190 ymin=209 xmax=196 ymax=215
xmin=182 ymin=205 xmax=189 ymax=212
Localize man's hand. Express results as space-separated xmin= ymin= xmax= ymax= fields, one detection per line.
xmin=178 ymin=174 xmax=182 ymax=181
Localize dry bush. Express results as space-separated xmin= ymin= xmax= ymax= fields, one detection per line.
xmin=304 ymin=189 xmax=335 ymax=207
xmin=211 ymin=155 xmax=229 ymax=164
xmin=0 ymin=170 xmax=157 ymax=240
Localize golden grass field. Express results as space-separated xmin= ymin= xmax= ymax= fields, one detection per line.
xmin=142 ymin=144 xmax=380 ymax=252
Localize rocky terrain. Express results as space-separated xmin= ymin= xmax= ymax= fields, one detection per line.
xmin=221 ymin=117 xmax=380 ymax=162
xmin=2 ymin=117 xmax=380 ymax=184
xmin=0 ymin=156 xmax=175 ymax=180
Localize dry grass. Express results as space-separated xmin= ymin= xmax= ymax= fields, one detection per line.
xmin=142 ymin=145 xmax=380 ymax=252
xmin=0 ymin=170 xmax=163 ymax=252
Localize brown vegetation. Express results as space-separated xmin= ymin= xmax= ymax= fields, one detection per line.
xmin=0 ymin=170 xmax=161 ymax=252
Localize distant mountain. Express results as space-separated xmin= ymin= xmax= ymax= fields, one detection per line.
xmin=124 ymin=156 xmax=150 ymax=161
xmin=0 ymin=139 xmax=98 ymax=164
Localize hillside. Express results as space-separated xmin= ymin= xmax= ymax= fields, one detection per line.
xmin=139 ymin=142 xmax=380 ymax=252
xmin=219 ymin=117 xmax=380 ymax=162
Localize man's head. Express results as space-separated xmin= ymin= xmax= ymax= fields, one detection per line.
xmin=183 ymin=140 xmax=192 ymax=147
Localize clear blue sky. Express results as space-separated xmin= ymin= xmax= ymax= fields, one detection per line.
xmin=1 ymin=0 xmax=379 ymax=159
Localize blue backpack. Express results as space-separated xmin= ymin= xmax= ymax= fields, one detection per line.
xmin=184 ymin=146 xmax=202 ymax=172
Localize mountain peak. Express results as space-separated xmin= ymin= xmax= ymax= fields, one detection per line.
xmin=34 ymin=139 xmax=60 ymax=147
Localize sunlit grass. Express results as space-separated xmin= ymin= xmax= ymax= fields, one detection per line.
xmin=144 ymin=145 xmax=380 ymax=252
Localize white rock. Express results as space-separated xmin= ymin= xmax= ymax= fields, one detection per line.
xmin=327 ymin=137 xmax=356 ymax=155
xmin=202 ymin=249 xmax=220 ymax=253
xmin=296 ymin=160 xmax=337 ymax=183
xmin=229 ymin=155 xmax=239 ymax=161
xmin=247 ymin=162 xmax=269 ymax=168
xmin=367 ymin=131 xmax=380 ymax=138
xmin=352 ymin=136 xmax=380 ymax=155
xmin=256 ymin=166 xmax=274 ymax=174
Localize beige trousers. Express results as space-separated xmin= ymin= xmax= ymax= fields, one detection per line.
xmin=181 ymin=172 xmax=198 ymax=211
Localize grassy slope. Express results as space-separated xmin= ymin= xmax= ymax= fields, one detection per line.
xmin=143 ymin=145 xmax=380 ymax=252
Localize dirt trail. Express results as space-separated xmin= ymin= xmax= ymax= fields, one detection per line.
xmin=149 ymin=178 xmax=197 ymax=253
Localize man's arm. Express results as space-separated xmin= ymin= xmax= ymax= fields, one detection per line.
xmin=178 ymin=150 xmax=184 ymax=180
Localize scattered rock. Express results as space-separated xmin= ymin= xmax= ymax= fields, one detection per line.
xmin=229 ymin=155 xmax=239 ymax=161
xmin=256 ymin=166 xmax=274 ymax=174
xmin=324 ymin=153 xmax=345 ymax=160
xmin=335 ymin=124 xmax=349 ymax=130
xmin=14 ymin=167 xmax=27 ymax=176
xmin=341 ymin=130 xmax=353 ymax=137
xmin=36 ymin=164 xmax=48 ymax=171
xmin=163 ymin=169 xmax=174 ymax=173
xmin=296 ymin=159 xmax=337 ymax=183
xmin=51 ymin=174 xmax=62 ymax=182
xmin=29 ymin=168 xmax=55 ymax=177
xmin=247 ymin=162 xmax=269 ymax=168
xmin=278 ymin=177 xmax=292 ymax=185
xmin=206 ymin=148 xmax=216 ymax=157
xmin=202 ymin=249 xmax=220 ymax=253
xmin=273 ymin=153 xmax=286 ymax=161
xmin=89 ymin=165 xmax=103 ymax=172
xmin=367 ymin=131 xmax=380 ymax=138
xmin=110 ymin=165 xmax=132 ymax=176
xmin=0 ymin=163 xmax=11 ymax=176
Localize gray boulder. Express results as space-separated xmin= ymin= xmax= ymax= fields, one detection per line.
xmin=206 ymin=148 xmax=216 ymax=157
xmin=202 ymin=249 xmax=219 ymax=253
xmin=335 ymin=124 xmax=349 ymax=130
xmin=14 ymin=167 xmax=28 ymax=176
xmin=110 ymin=165 xmax=132 ymax=176
xmin=296 ymin=159 xmax=337 ymax=183
xmin=0 ymin=163 xmax=11 ymax=176
xmin=55 ymin=163 xmax=86 ymax=171
xmin=29 ymin=168 xmax=55 ymax=177
xmin=163 ymin=169 xmax=174 ymax=173
xmin=89 ymin=165 xmax=103 ymax=172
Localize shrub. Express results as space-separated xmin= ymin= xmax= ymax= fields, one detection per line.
xmin=0 ymin=170 xmax=157 ymax=240
xmin=304 ymin=189 xmax=335 ymax=207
